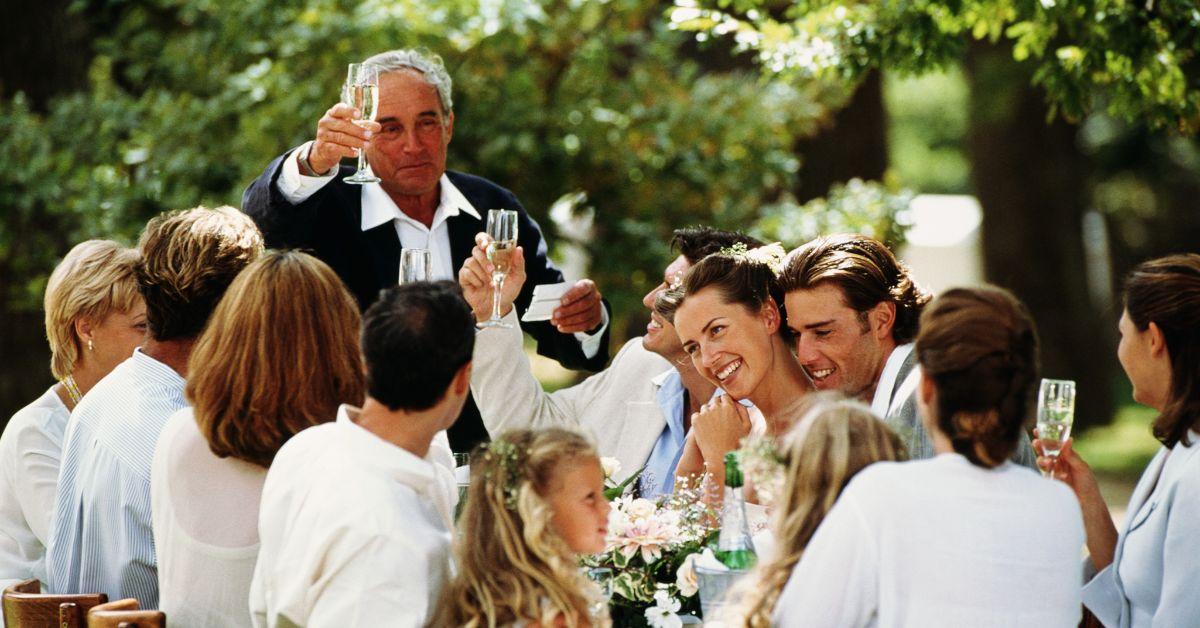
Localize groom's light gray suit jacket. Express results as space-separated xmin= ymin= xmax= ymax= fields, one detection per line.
xmin=881 ymin=347 xmax=1037 ymax=466
xmin=470 ymin=310 xmax=673 ymax=483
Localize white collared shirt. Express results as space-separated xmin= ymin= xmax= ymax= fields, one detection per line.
xmin=277 ymin=143 xmax=607 ymax=357
xmin=250 ymin=404 xmax=456 ymax=628
xmin=870 ymin=343 xmax=916 ymax=419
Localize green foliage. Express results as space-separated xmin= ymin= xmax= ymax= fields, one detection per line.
xmin=885 ymin=68 xmax=971 ymax=194
xmin=672 ymin=0 xmax=1200 ymax=132
xmin=3 ymin=0 xmax=862 ymax=331
xmin=752 ymin=178 xmax=913 ymax=249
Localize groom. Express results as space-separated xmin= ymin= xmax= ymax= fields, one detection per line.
xmin=780 ymin=234 xmax=1036 ymax=464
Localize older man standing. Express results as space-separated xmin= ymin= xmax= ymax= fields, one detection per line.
xmin=779 ymin=234 xmax=1036 ymax=465
xmin=242 ymin=49 xmax=610 ymax=452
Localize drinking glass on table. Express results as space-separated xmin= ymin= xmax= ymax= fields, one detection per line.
xmin=1036 ymin=378 xmax=1076 ymax=477
xmin=584 ymin=566 xmax=613 ymax=619
xmin=399 ymin=248 xmax=432 ymax=284
xmin=476 ymin=209 xmax=519 ymax=329
xmin=343 ymin=63 xmax=380 ymax=184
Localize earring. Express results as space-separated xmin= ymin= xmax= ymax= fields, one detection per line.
xmin=88 ymin=339 xmax=94 ymax=352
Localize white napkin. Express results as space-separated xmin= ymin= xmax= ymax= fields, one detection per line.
xmin=520 ymin=282 xmax=573 ymax=322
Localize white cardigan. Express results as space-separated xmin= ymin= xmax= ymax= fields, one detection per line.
xmin=470 ymin=310 xmax=675 ymax=482
xmin=772 ymin=454 xmax=1084 ymax=628
xmin=1082 ymin=430 xmax=1200 ymax=627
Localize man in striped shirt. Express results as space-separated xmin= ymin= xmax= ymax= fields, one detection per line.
xmin=46 ymin=206 xmax=263 ymax=606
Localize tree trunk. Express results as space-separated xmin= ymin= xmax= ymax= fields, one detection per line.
xmin=793 ymin=70 xmax=889 ymax=203
xmin=0 ymin=0 xmax=91 ymax=110
xmin=965 ymin=41 xmax=1116 ymax=430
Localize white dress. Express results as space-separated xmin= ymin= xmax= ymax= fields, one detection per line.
xmin=772 ymin=454 xmax=1085 ymax=627
xmin=0 ymin=387 xmax=69 ymax=588
xmin=151 ymin=407 xmax=264 ymax=628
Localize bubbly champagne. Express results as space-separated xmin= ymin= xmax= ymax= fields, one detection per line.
xmin=1037 ymin=412 xmax=1073 ymax=457
xmin=487 ymin=239 xmax=516 ymax=275
xmin=351 ymin=84 xmax=379 ymax=123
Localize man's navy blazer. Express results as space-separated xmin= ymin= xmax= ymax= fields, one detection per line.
xmin=242 ymin=151 xmax=611 ymax=451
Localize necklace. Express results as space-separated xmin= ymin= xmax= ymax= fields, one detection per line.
xmin=62 ymin=375 xmax=83 ymax=405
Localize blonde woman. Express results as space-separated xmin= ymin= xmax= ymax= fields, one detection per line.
xmin=714 ymin=394 xmax=906 ymax=627
xmin=434 ymin=428 xmax=612 ymax=627
xmin=151 ymin=250 xmax=364 ymax=627
xmin=0 ymin=240 xmax=145 ymax=588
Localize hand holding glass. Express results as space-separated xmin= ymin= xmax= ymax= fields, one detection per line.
xmin=477 ymin=209 xmax=519 ymax=329
xmin=399 ymin=249 xmax=432 ymax=284
xmin=1036 ymin=378 xmax=1076 ymax=476
xmin=343 ymin=63 xmax=380 ymax=184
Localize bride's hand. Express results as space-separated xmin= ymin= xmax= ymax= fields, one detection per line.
xmin=692 ymin=395 xmax=752 ymax=470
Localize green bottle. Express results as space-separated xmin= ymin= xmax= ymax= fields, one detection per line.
xmin=715 ymin=451 xmax=757 ymax=570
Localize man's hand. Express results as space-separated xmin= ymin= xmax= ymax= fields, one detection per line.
xmin=303 ymin=103 xmax=382 ymax=175
xmin=458 ymin=233 xmax=527 ymax=323
xmin=551 ymin=279 xmax=604 ymax=334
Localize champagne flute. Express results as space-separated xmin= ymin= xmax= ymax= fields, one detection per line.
xmin=1037 ymin=378 xmax=1076 ymax=476
xmin=476 ymin=209 xmax=518 ymax=329
xmin=343 ymin=63 xmax=380 ymax=184
xmin=584 ymin=566 xmax=613 ymax=620
xmin=453 ymin=453 xmax=470 ymax=521
xmin=399 ymin=248 xmax=432 ymax=284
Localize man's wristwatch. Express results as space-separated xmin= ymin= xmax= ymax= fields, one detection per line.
xmin=297 ymin=143 xmax=330 ymax=177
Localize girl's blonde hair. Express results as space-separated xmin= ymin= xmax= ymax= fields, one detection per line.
xmin=433 ymin=428 xmax=606 ymax=627
xmin=724 ymin=393 xmax=906 ymax=626
xmin=44 ymin=240 xmax=141 ymax=379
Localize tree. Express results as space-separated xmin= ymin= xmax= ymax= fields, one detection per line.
xmin=675 ymin=0 xmax=1200 ymax=428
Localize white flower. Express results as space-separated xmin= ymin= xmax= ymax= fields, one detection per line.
xmin=645 ymin=589 xmax=682 ymax=628
xmin=600 ymin=457 xmax=622 ymax=482
xmin=675 ymin=552 xmax=701 ymax=597
xmin=625 ymin=498 xmax=657 ymax=521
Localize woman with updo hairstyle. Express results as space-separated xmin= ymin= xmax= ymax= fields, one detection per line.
xmin=1037 ymin=254 xmax=1200 ymax=627
xmin=433 ymin=428 xmax=611 ymax=627
xmin=668 ymin=245 xmax=812 ymax=491
xmin=0 ymin=240 xmax=145 ymax=587
xmin=771 ymin=286 xmax=1085 ymax=627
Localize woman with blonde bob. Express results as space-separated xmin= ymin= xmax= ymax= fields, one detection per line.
xmin=150 ymin=250 xmax=365 ymax=627
xmin=715 ymin=393 xmax=906 ymax=627
xmin=0 ymin=240 xmax=144 ymax=587
xmin=434 ymin=428 xmax=612 ymax=628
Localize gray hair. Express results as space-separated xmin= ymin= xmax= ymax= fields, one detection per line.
xmin=362 ymin=48 xmax=453 ymax=115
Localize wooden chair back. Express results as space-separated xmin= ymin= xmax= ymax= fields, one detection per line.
xmin=85 ymin=598 xmax=165 ymax=628
xmin=1 ymin=579 xmax=107 ymax=628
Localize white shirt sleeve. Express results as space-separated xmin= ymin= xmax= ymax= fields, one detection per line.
xmin=572 ymin=305 xmax=610 ymax=360
xmin=13 ymin=412 xmax=63 ymax=544
xmin=772 ymin=491 xmax=878 ymax=628
xmin=1152 ymin=472 xmax=1200 ymax=626
xmin=276 ymin=141 xmax=339 ymax=205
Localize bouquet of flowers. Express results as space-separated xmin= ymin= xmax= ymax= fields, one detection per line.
xmin=586 ymin=464 xmax=717 ymax=627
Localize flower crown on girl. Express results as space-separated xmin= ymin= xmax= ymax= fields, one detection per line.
xmin=718 ymin=241 xmax=788 ymax=276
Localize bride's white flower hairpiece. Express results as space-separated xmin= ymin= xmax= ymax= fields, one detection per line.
xmin=719 ymin=242 xmax=787 ymax=277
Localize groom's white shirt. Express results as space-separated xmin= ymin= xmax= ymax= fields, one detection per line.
xmin=470 ymin=309 xmax=673 ymax=482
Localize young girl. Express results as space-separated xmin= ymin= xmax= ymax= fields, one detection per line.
xmin=434 ymin=428 xmax=612 ymax=627
xmin=718 ymin=394 xmax=907 ymax=626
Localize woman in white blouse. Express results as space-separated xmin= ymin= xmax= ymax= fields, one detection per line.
xmin=0 ymin=240 xmax=145 ymax=589
xmin=773 ymin=286 xmax=1085 ymax=627
xmin=1037 ymin=254 xmax=1200 ymax=628
xmin=150 ymin=250 xmax=365 ymax=627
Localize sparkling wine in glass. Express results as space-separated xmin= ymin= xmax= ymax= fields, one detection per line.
xmin=343 ymin=63 xmax=380 ymax=184
xmin=477 ymin=209 xmax=518 ymax=329
xmin=399 ymin=248 xmax=432 ymax=284
xmin=1037 ymin=378 xmax=1076 ymax=471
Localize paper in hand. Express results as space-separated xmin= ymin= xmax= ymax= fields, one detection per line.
xmin=520 ymin=282 xmax=573 ymax=323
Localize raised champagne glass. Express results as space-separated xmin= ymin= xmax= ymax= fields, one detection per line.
xmin=477 ymin=209 xmax=518 ymax=329
xmin=398 ymin=248 xmax=432 ymax=284
xmin=1037 ymin=378 xmax=1076 ymax=476
xmin=343 ymin=63 xmax=380 ymax=184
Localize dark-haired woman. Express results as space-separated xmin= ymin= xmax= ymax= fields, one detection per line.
xmin=667 ymin=246 xmax=812 ymax=487
xmin=1037 ymin=254 xmax=1200 ymax=628
xmin=773 ymin=286 xmax=1084 ymax=627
